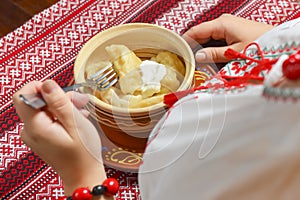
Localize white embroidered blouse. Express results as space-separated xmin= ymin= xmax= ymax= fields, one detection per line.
xmin=139 ymin=17 xmax=300 ymax=200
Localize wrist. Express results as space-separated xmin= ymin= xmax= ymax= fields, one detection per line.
xmin=61 ymin=162 xmax=107 ymax=196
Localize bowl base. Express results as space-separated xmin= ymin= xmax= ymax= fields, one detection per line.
xmin=99 ymin=123 xmax=148 ymax=153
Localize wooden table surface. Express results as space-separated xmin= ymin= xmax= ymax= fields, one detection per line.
xmin=0 ymin=0 xmax=59 ymax=37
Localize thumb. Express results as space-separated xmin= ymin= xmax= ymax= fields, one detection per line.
xmin=195 ymin=43 xmax=246 ymax=63
xmin=41 ymin=80 xmax=76 ymax=128
xmin=195 ymin=46 xmax=231 ymax=63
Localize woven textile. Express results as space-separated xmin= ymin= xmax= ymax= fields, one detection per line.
xmin=1 ymin=0 xmax=300 ymax=199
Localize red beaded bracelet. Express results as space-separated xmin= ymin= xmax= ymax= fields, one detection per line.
xmin=59 ymin=178 xmax=119 ymax=200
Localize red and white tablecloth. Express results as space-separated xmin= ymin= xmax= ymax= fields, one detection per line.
xmin=1 ymin=0 xmax=300 ymax=199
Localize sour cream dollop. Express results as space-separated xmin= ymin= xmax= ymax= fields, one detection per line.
xmin=140 ymin=60 xmax=167 ymax=97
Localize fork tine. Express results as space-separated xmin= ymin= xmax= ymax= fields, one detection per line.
xmin=95 ymin=68 xmax=115 ymax=83
xmin=89 ymin=63 xmax=113 ymax=80
xmin=88 ymin=63 xmax=118 ymax=90
xmin=101 ymin=77 xmax=118 ymax=90
xmin=97 ymin=71 xmax=117 ymax=86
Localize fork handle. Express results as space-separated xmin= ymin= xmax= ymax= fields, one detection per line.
xmin=19 ymin=93 xmax=47 ymax=109
xmin=19 ymin=84 xmax=83 ymax=109
xmin=61 ymin=83 xmax=83 ymax=92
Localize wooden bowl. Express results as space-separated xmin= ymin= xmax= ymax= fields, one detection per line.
xmin=74 ymin=23 xmax=195 ymax=152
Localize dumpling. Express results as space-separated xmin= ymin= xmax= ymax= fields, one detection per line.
xmin=160 ymin=67 xmax=180 ymax=92
xmin=85 ymin=61 xmax=112 ymax=79
xmin=86 ymin=44 xmax=186 ymax=108
xmin=105 ymin=44 xmax=142 ymax=78
xmin=151 ymin=51 xmax=185 ymax=76
xmin=118 ymin=68 xmax=143 ymax=95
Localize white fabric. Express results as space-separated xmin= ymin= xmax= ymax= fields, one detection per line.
xmin=264 ymin=54 xmax=288 ymax=86
xmin=138 ymin=18 xmax=300 ymax=200
xmin=255 ymin=17 xmax=300 ymax=50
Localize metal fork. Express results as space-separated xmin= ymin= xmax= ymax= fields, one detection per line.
xmin=19 ymin=63 xmax=118 ymax=109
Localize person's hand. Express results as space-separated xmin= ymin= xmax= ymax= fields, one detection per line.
xmin=182 ymin=14 xmax=274 ymax=63
xmin=13 ymin=80 xmax=107 ymax=196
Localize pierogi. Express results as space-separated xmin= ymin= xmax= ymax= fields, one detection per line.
xmin=85 ymin=44 xmax=185 ymax=108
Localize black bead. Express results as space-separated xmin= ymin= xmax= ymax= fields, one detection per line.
xmin=66 ymin=197 xmax=72 ymax=200
xmin=92 ymin=185 xmax=107 ymax=195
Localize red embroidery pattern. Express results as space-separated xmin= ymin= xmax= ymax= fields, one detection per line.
xmin=2 ymin=0 xmax=300 ymax=199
